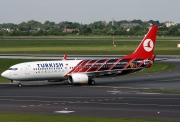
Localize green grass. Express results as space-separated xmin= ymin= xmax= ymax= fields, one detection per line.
xmin=146 ymin=89 xmax=180 ymax=93
xmin=0 ymin=113 xmax=176 ymax=122
xmin=0 ymin=37 xmax=180 ymax=55
xmin=133 ymin=62 xmax=175 ymax=74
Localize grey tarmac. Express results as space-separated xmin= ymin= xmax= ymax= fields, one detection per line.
xmin=0 ymin=55 xmax=180 ymax=121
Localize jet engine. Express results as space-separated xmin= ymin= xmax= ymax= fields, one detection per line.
xmin=68 ymin=73 xmax=89 ymax=84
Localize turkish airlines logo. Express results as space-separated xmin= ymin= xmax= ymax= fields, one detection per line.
xmin=143 ymin=39 xmax=154 ymax=52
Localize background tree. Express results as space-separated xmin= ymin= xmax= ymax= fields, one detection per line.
xmin=0 ymin=19 xmax=180 ymax=36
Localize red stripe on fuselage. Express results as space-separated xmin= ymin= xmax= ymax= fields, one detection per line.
xmin=111 ymin=58 xmax=135 ymax=76
xmin=137 ymin=59 xmax=147 ymax=68
xmin=107 ymin=58 xmax=123 ymax=70
xmin=85 ymin=59 xmax=100 ymax=72
xmin=65 ymin=60 xmax=84 ymax=76
xmin=77 ymin=60 xmax=92 ymax=72
xmin=95 ymin=59 xmax=109 ymax=71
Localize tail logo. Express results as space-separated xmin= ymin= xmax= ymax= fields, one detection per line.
xmin=143 ymin=39 xmax=154 ymax=52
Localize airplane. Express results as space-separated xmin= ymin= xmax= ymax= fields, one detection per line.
xmin=1 ymin=26 xmax=158 ymax=87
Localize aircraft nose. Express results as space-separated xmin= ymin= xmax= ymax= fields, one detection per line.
xmin=1 ymin=71 xmax=8 ymax=79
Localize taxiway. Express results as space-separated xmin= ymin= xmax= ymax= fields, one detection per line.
xmin=0 ymin=55 xmax=180 ymax=121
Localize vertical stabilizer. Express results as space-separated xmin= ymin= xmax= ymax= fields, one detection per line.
xmin=125 ymin=26 xmax=158 ymax=59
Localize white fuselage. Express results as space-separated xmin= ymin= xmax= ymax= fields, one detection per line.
xmin=1 ymin=60 xmax=81 ymax=81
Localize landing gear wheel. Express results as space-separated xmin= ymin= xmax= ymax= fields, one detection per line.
xmin=18 ymin=83 xmax=22 ymax=87
xmin=88 ymin=80 xmax=95 ymax=85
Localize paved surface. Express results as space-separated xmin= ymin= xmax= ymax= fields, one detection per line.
xmin=0 ymin=55 xmax=180 ymax=120
xmin=0 ymin=84 xmax=180 ymax=120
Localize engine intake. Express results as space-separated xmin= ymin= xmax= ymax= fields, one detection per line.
xmin=68 ymin=73 xmax=89 ymax=84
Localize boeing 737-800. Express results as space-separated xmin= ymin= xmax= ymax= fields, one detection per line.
xmin=1 ymin=26 xmax=158 ymax=87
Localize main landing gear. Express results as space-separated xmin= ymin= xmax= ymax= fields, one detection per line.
xmin=88 ymin=79 xmax=95 ymax=85
xmin=18 ymin=83 xmax=22 ymax=87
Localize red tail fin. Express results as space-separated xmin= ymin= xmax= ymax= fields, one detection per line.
xmin=125 ymin=26 xmax=158 ymax=59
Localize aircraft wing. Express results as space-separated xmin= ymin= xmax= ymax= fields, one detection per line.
xmin=78 ymin=67 xmax=145 ymax=77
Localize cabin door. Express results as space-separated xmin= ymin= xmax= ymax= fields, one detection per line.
xmin=24 ymin=64 xmax=30 ymax=75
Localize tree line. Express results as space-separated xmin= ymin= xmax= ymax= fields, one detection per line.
xmin=0 ymin=20 xmax=180 ymax=36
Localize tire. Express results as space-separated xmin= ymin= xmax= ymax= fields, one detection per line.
xmin=18 ymin=83 xmax=22 ymax=87
xmin=88 ymin=80 xmax=95 ymax=85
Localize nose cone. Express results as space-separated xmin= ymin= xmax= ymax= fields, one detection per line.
xmin=1 ymin=71 xmax=9 ymax=79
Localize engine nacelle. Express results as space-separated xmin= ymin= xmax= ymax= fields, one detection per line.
xmin=68 ymin=73 xmax=89 ymax=84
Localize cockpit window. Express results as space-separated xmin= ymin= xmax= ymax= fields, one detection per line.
xmin=8 ymin=68 xmax=18 ymax=71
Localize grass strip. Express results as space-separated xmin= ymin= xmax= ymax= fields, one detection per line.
xmin=142 ymin=89 xmax=180 ymax=94
xmin=0 ymin=39 xmax=180 ymax=55
xmin=0 ymin=113 xmax=175 ymax=122
xmin=133 ymin=62 xmax=175 ymax=74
